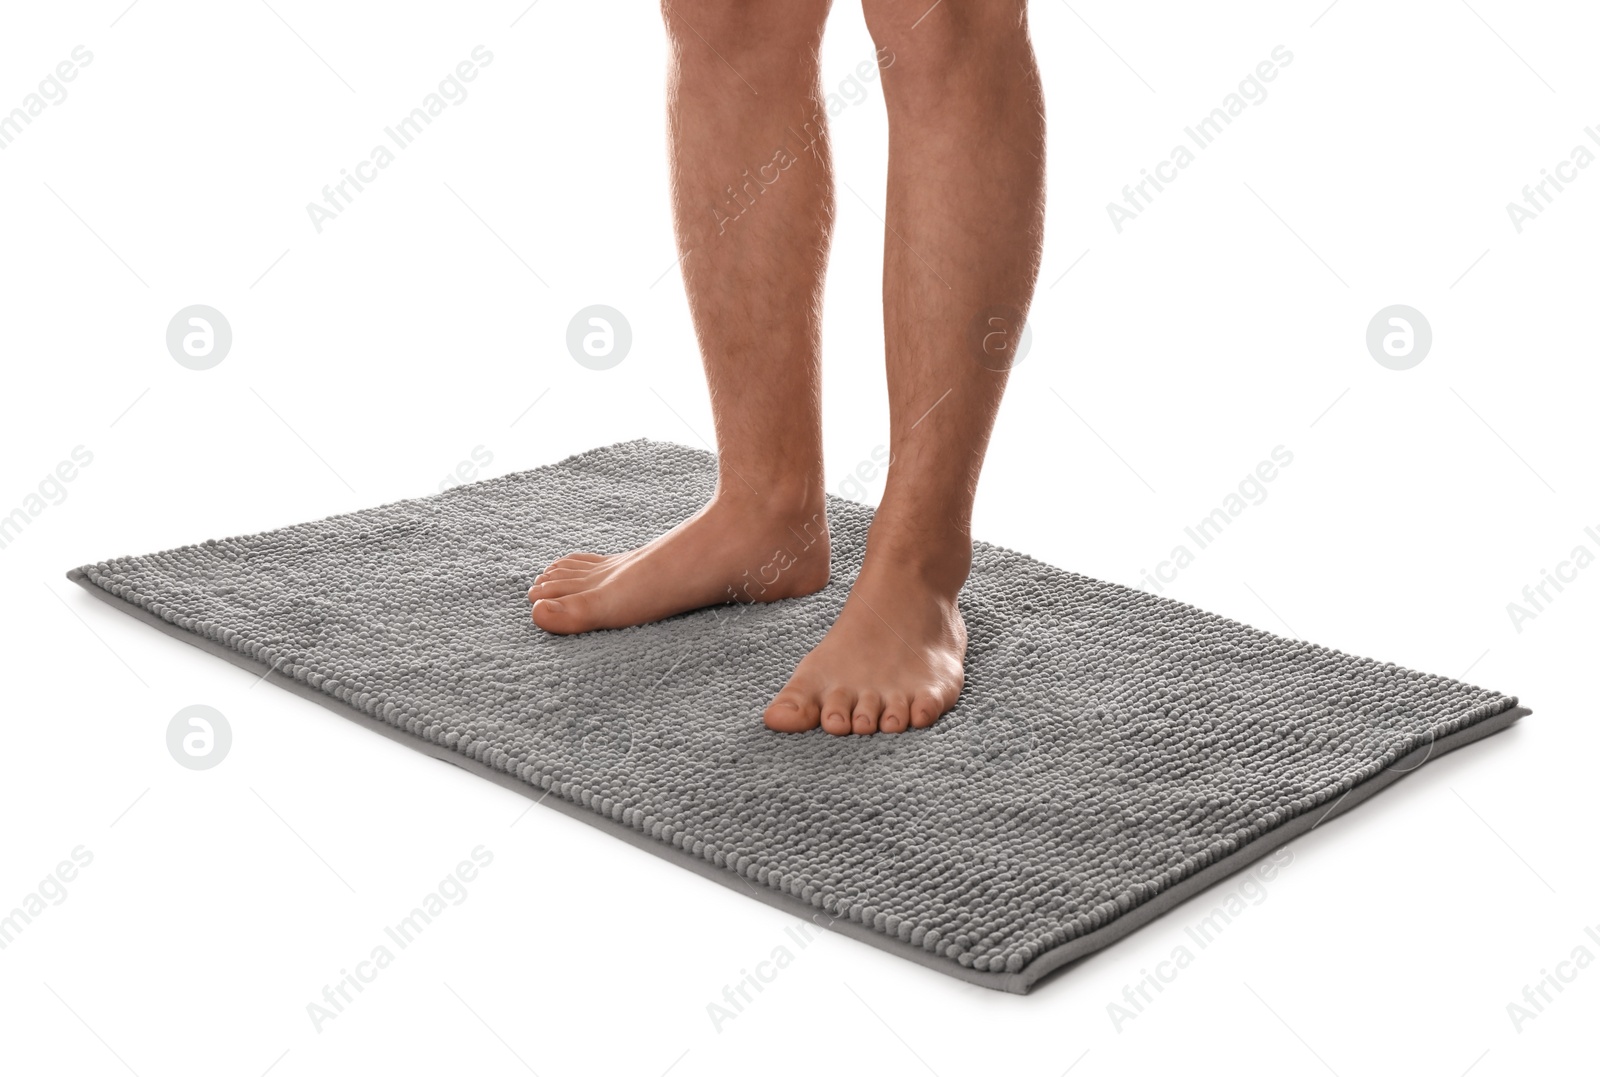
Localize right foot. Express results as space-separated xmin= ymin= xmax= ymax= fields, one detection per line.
xmin=527 ymin=488 xmax=829 ymax=634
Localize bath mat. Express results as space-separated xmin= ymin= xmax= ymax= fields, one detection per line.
xmin=68 ymin=439 xmax=1526 ymax=993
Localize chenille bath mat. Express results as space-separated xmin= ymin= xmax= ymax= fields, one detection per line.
xmin=69 ymin=439 xmax=1526 ymax=993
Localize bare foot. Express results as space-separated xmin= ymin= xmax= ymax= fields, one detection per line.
xmin=528 ymin=489 xmax=829 ymax=634
xmin=763 ymin=547 xmax=967 ymax=735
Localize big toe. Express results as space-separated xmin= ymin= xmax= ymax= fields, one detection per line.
xmin=763 ymin=693 xmax=819 ymax=733
xmin=531 ymin=592 xmax=601 ymax=634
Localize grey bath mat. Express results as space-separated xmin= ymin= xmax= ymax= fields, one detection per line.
xmin=69 ymin=439 xmax=1525 ymax=993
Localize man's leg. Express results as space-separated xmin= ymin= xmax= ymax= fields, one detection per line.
xmin=764 ymin=0 xmax=1045 ymax=734
xmin=530 ymin=0 xmax=837 ymax=632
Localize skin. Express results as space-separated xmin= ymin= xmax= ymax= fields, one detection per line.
xmin=529 ymin=0 xmax=1046 ymax=735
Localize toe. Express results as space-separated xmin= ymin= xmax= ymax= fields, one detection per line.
xmin=910 ymin=692 xmax=944 ymax=729
xmin=763 ymin=692 xmax=820 ymax=733
xmin=535 ymin=567 xmax=594 ymax=584
xmin=820 ymin=688 xmax=855 ymax=737
xmin=531 ymin=592 xmax=599 ymax=634
xmin=545 ymin=552 xmax=606 ymax=573
xmin=852 ymin=690 xmax=883 ymax=735
xmin=527 ymin=578 xmax=590 ymax=601
xmin=880 ymin=692 xmax=911 ymax=734
xmin=528 ymin=569 xmax=592 ymax=597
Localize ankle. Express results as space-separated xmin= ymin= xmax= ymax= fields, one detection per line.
xmin=712 ymin=468 xmax=825 ymax=518
xmin=861 ymin=518 xmax=972 ymax=596
xmin=710 ymin=487 xmax=832 ymax=601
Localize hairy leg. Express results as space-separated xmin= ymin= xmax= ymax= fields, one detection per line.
xmin=531 ymin=0 xmax=838 ymax=633
xmin=765 ymin=0 xmax=1045 ymax=733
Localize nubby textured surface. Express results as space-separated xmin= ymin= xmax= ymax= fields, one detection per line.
xmin=70 ymin=439 xmax=1524 ymax=992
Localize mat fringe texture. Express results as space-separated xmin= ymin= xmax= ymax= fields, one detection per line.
xmin=69 ymin=439 xmax=1525 ymax=992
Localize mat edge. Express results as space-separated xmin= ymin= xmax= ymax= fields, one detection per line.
xmin=66 ymin=568 xmax=1529 ymax=995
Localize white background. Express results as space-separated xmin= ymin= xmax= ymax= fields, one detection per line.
xmin=2 ymin=1 xmax=1596 ymax=1074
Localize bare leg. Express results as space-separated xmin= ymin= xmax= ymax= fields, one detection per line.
xmin=764 ymin=1 xmax=1045 ymax=734
xmin=530 ymin=1 xmax=837 ymax=632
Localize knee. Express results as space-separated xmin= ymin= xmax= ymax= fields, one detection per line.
xmin=860 ymin=0 xmax=1028 ymax=83
xmin=662 ymin=0 xmax=831 ymax=59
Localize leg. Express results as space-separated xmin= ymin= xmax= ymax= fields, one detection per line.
xmin=764 ymin=0 xmax=1045 ymax=734
xmin=530 ymin=0 xmax=837 ymax=633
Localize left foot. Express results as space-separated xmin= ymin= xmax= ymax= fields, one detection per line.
xmin=763 ymin=548 xmax=967 ymax=735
